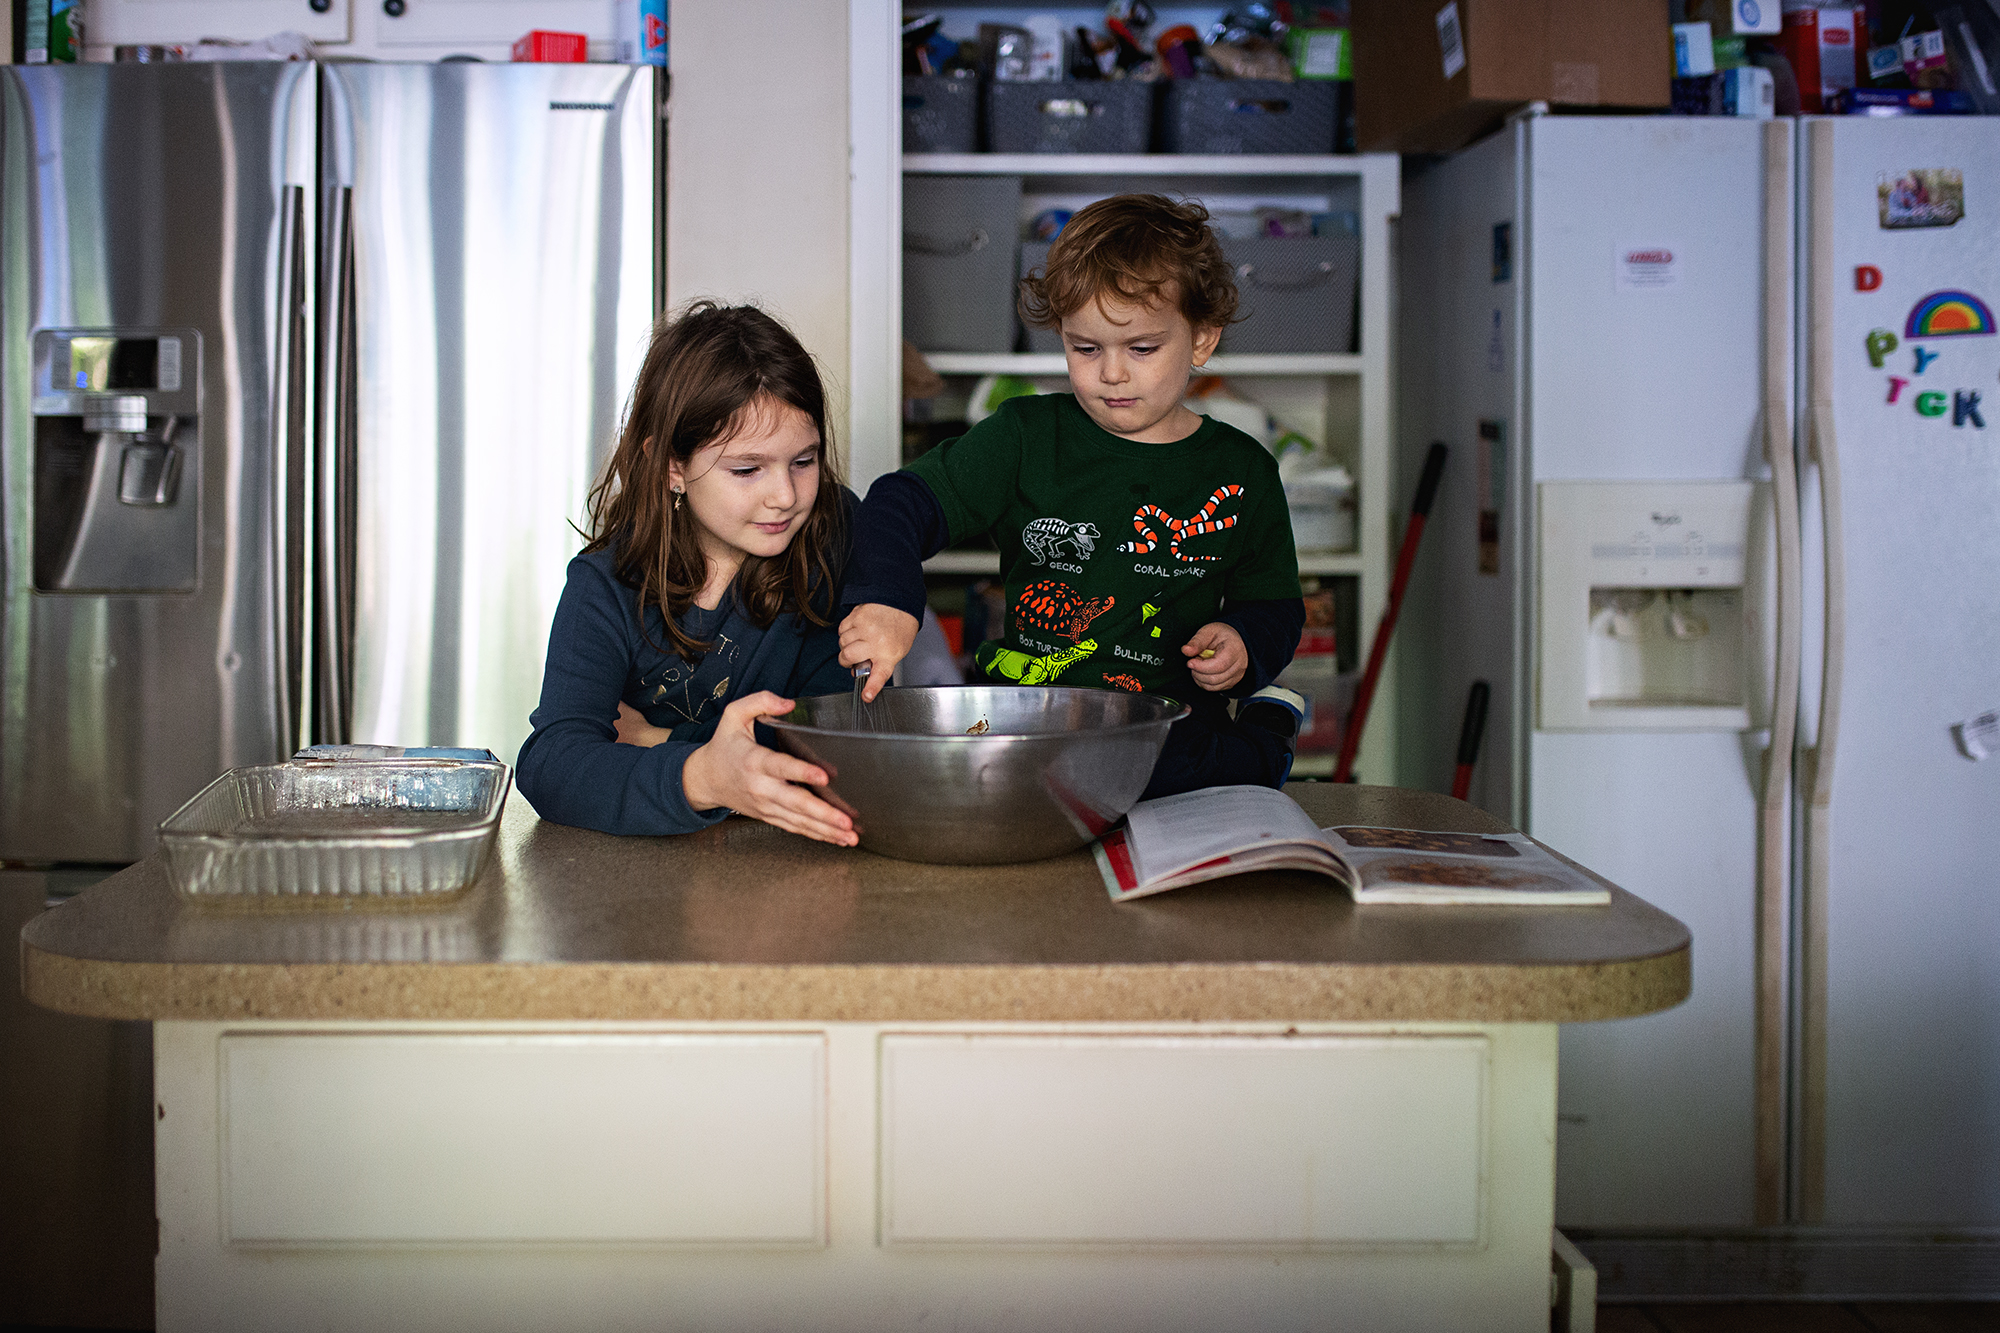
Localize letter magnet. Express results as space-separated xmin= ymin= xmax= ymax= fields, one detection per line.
xmin=1914 ymin=345 xmax=1941 ymax=374
xmin=1856 ymin=265 xmax=1883 ymax=291
xmin=1866 ymin=328 xmax=1899 ymax=367
xmin=1916 ymin=390 xmax=1949 ymax=417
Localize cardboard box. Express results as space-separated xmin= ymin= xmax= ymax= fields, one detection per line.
xmin=1353 ymin=0 xmax=1670 ymax=154
xmin=1775 ymin=7 xmax=1858 ymax=113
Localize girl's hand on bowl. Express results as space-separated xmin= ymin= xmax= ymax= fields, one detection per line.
xmin=681 ymin=692 xmax=859 ymax=847
xmin=838 ymin=603 xmax=920 ymax=701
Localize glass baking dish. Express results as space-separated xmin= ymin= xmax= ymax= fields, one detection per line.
xmin=157 ymin=758 xmax=510 ymax=903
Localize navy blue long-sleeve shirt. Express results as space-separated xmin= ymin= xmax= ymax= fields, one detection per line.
xmin=516 ymin=543 xmax=851 ymax=837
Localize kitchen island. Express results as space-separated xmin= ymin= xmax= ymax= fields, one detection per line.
xmin=22 ymin=783 xmax=1688 ymax=1333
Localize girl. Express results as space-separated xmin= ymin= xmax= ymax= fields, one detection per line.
xmin=516 ymin=302 xmax=859 ymax=846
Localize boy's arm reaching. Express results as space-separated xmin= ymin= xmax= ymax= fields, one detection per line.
xmin=838 ymin=472 xmax=952 ymax=698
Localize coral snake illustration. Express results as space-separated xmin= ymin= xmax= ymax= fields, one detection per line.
xmin=1116 ymin=484 xmax=1245 ymax=562
xmin=1101 ymin=673 xmax=1145 ymax=692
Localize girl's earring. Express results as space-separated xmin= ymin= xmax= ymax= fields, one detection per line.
xmin=672 ymin=485 xmax=684 ymax=513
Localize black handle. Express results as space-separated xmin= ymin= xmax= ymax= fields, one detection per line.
xmin=1455 ymin=680 xmax=1491 ymax=768
xmin=383 ymin=0 xmax=405 ymax=16
xmin=1412 ymin=441 xmax=1448 ymax=518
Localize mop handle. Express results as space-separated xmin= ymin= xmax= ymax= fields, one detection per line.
xmin=1451 ymin=679 xmax=1491 ymax=802
xmin=1334 ymin=442 xmax=1447 ymax=784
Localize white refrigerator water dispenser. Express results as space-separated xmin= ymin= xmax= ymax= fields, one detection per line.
xmin=1537 ymin=481 xmax=1764 ymax=732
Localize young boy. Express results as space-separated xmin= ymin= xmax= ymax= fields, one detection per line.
xmin=840 ymin=193 xmax=1306 ymax=798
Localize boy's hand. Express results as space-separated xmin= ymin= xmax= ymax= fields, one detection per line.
xmin=681 ymin=692 xmax=859 ymax=846
xmin=1182 ymin=622 xmax=1248 ymax=692
xmin=838 ymin=604 xmax=919 ymax=702
xmin=613 ymin=701 xmax=673 ymax=748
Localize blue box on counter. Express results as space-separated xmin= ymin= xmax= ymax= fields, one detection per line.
xmin=1830 ymin=87 xmax=1976 ymax=115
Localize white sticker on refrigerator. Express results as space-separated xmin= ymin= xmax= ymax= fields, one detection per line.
xmin=1953 ymin=708 xmax=2000 ymax=761
xmin=1616 ymin=243 xmax=1681 ymax=292
xmin=1436 ymin=3 xmax=1466 ymax=80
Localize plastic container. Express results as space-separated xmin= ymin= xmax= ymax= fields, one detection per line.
xmin=985 ymin=80 xmax=1154 ymax=153
xmin=1157 ymin=79 xmax=1338 ymax=154
xmin=904 ymin=74 xmax=979 ymax=153
xmin=1286 ymin=466 xmax=1357 ymax=552
xmin=157 ymin=758 xmax=510 ymax=903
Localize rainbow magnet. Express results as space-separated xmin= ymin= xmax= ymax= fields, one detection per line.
xmin=1905 ymin=290 xmax=1997 ymax=339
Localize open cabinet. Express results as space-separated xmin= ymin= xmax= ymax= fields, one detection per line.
xmin=847 ymin=1 xmax=1400 ymax=783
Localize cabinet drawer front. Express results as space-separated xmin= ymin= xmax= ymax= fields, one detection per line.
xmin=881 ymin=1034 xmax=1486 ymax=1246
xmin=221 ymin=1033 xmax=825 ymax=1246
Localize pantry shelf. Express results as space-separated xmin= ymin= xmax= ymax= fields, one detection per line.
xmin=905 ymin=153 xmax=1380 ymax=178
xmin=851 ymin=18 xmax=1399 ymax=781
xmin=923 ymin=352 xmax=1363 ymax=376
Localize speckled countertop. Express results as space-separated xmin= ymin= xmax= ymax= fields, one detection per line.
xmin=20 ymin=783 xmax=1689 ymax=1025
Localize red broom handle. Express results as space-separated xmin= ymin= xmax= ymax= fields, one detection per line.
xmin=1334 ymin=442 xmax=1447 ymax=784
xmin=1451 ymin=679 xmax=1491 ymax=802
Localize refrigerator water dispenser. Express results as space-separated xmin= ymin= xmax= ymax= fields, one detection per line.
xmin=1538 ymin=480 xmax=1760 ymax=731
xmin=30 ymin=328 xmax=199 ymax=592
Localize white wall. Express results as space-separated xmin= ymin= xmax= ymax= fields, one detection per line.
xmin=666 ymin=0 xmax=853 ymax=457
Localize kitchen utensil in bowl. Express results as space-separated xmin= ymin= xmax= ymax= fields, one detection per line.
xmin=766 ymin=685 xmax=1187 ymax=864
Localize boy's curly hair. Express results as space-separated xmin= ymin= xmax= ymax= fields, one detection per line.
xmin=1019 ymin=194 xmax=1240 ymax=334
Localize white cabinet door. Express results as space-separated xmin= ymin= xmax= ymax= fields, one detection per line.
xmin=221 ymin=1032 xmax=827 ymax=1245
xmin=90 ymin=0 xmax=352 ymax=46
xmin=881 ymin=1033 xmax=1489 ymax=1246
xmin=368 ymin=0 xmax=612 ymax=49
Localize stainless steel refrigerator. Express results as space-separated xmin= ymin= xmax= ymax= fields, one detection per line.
xmin=1397 ymin=113 xmax=2000 ymax=1279
xmin=1 ymin=61 xmax=660 ymax=865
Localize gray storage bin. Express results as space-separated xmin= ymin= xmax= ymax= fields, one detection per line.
xmin=1018 ymin=240 xmax=1063 ymax=353
xmin=985 ymin=80 xmax=1153 ymax=153
xmin=903 ymin=74 xmax=978 ymax=154
xmin=1218 ymin=234 xmax=1360 ymax=354
xmin=904 ymin=175 xmax=1023 ymax=353
xmin=1158 ymin=80 xmax=1337 ymax=155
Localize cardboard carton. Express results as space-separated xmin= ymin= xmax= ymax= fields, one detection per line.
xmin=1354 ymin=0 xmax=1670 ymax=154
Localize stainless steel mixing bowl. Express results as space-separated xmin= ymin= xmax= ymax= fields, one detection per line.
xmin=765 ymin=686 xmax=1188 ymax=864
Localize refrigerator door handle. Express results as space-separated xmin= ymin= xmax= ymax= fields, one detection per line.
xmin=314 ymin=183 xmax=357 ymax=745
xmin=1753 ymin=117 xmax=1802 ymax=1228
xmin=273 ymin=182 xmax=310 ymax=758
xmin=1798 ymin=118 xmax=1847 ymax=1224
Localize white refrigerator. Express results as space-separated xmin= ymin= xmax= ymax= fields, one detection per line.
xmin=1396 ymin=114 xmax=2000 ymax=1266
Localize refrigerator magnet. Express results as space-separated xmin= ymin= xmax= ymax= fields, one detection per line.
xmin=1855 ymin=265 xmax=1882 ymax=291
xmin=1905 ymin=290 xmax=1996 ymax=338
xmin=1952 ymin=709 xmax=1999 ymax=761
xmin=1865 ymin=328 xmax=1898 ymax=367
xmin=1615 ymin=243 xmax=1680 ymax=292
xmin=1878 ymin=170 xmax=1965 ymax=230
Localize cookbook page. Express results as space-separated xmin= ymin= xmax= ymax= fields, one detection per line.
xmin=1320 ymin=827 xmax=1610 ymax=903
xmin=1124 ymin=786 xmax=1333 ymax=885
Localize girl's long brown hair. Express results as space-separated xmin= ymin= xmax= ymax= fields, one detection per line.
xmin=583 ymin=302 xmax=847 ymax=661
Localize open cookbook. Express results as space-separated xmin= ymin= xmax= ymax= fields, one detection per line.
xmin=1094 ymin=785 xmax=1612 ymax=906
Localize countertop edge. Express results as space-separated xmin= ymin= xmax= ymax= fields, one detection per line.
xmin=21 ymin=943 xmax=1691 ymax=1026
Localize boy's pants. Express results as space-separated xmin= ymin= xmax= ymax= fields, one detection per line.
xmin=1140 ymin=706 xmax=1291 ymax=801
